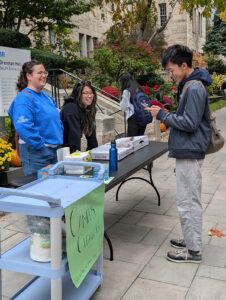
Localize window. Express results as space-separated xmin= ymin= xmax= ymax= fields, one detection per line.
xmin=198 ymin=12 xmax=202 ymax=36
xmin=192 ymin=8 xmax=196 ymax=33
xmin=86 ymin=35 xmax=92 ymax=57
xmin=159 ymin=3 xmax=167 ymax=27
xmin=79 ymin=33 xmax=84 ymax=58
xmin=93 ymin=37 xmax=98 ymax=49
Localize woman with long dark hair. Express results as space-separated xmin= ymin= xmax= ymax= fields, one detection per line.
xmin=60 ymin=81 xmax=98 ymax=153
xmin=120 ymin=72 xmax=147 ymax=136
xmin=8 ymin=60 xmax=63 ymax=175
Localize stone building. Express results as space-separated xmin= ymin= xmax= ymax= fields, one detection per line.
xmin=156 ymin=1 xmax=206 ymax=53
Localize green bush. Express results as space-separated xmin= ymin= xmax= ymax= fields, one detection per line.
xmin=29 ymin=48 xmax=66 ymax=70
xmin=66 ymin=58 xmax=92 ymax=73
xmin=205 ymin=55 xmax=226 ymax=75
xmin=137 ymin=72 xmax=165 ymax=87
xmin=0 ymin=28 xmax=31 ymax=48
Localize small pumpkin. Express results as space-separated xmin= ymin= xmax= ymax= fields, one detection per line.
xmin=160 ymin=122 xmax=166 ymax=132
xmin=10 ymin=150 xmax=22 ymax=167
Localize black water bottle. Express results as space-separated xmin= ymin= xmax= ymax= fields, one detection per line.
xmin=109 ymin=139 xmax=118 ymax=171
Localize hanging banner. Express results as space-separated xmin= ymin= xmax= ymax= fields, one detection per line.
xmin=65 ymin=184 xmax=104 ymax=288
xmin=0 ymin=46 xmax=31 ymax=116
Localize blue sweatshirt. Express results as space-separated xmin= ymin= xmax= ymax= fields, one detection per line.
xmin=8 ymin=88 xmax=63 ymax=149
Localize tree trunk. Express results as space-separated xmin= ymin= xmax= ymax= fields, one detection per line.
xmin=147 ymin=0 xmax=178 ymax=45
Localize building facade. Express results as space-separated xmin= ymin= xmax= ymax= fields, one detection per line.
xmin=154 ymin=1 xmax=206 ymax=53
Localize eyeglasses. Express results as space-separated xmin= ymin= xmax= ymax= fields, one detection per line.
xmin=82 ymin=92 xmax=94 ymax=96
xmin=166 ymin=70 xmax=173 ymax=75
xmin=33 ymin=71 xmax=48 ymax=76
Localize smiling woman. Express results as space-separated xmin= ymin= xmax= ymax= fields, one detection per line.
xmin=60 ymin=81 xmax=98 ymax=153
xmin=8 ymin=60 xmax=64 ymax=175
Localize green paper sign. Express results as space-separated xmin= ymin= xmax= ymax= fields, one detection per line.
xmin=65 ymin=184 xmax=105 ymax=288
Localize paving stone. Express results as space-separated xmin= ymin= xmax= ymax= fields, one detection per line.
xmin=201 ymin=193 xmax=213 ymax=204
xmin=1 ymin=232 xmax=29 ymax=253
xmin=197 ymin=265 xmax=226 ymax=281
xmin=202 ymin=181 xmax=220 ymax=195
xmin=165 ymin=203 xmax=179 ymax=217
xmin=103 ymin=238 xmax=157 ymax=265
xmin=133 ymin=197 xmax=173 ymax=214
xmin=120 ymin=211 xmax=145 ymax=225
xmin=137 ymin=213 xmax=179 ymax=230
xmin=2 ymin=270 xmax=33 ymax=298
xmin=90 ymin=260 xmax=143 ymax=300
xmin=141 ymin=228 xmax=170 ymax=247
xmin=107 ymin=222 xmax=150 ymax=243
xmin=186 ymin=277 xmax=226 ymax=300
xmin=104 ymin=201 xmax=136 ymax=216
xmin=202 ymin=244 xmax=226 ymax=267
xmin=205 ymin=203 xmax=226 ymax=218
xmin=140 ymin=256 xmax=198 ymax=288
xmin=122 ymin=278 xmax=188 ymax=300
xmin=104 ymin=213 xmax=121 ymax=230
xmin=1 ymin=229 xmax=17 ymax=242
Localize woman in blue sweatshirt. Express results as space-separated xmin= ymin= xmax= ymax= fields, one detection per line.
xmin=8 ymin=60 xmax=63 ymax=175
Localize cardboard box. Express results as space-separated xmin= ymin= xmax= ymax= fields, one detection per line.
xmin=116 ymin=135 xmax=149 ymax=152
xmin=37 ymin=164 xmax=64 ymax=179
xmin=64 ymin=151 xmax=92 ymax=175
xmin=91 ymin=144 xmax=133 ymax=161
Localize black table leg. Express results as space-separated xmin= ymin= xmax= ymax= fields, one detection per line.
xmin=104 ymin=231 xmax=113 ymax=261
xmin=115 ymin=162 xmax=160 ymax=206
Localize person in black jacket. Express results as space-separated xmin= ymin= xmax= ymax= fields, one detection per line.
xmin=60 ymin=81 xmax=98 ymax=153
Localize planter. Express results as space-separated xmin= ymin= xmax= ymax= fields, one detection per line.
xmin=208 ymin=95 xmax=224 ymax=103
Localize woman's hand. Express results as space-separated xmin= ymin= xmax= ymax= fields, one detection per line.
xmin=145 ymin=105 xmax=162 ymax=117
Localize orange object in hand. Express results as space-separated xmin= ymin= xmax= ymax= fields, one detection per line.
xmin=160 ymin=123 xmax=166 ymax=132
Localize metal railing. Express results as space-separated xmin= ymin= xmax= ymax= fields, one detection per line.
xmin=48 ymin=68 xmax=126 ymax=137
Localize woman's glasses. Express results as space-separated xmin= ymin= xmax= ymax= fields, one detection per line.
xmin=82 ymin=92 xmax=94 ymax=96
xmin=33 ymin=71 xmax=48 ymax=76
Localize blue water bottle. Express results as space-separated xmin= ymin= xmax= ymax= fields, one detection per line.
xmin=109 ymin=139 xmax=118 ymax=171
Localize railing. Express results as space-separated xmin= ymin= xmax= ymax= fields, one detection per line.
xmin=48 ymin=69 xmax=126 ymax=137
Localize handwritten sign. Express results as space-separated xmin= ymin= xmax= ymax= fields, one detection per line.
xmin=65 ymin=184 xmax=105 ymax=288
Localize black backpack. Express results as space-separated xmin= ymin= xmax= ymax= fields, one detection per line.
xmin=133 ymin=92 xmax=153 ymax=126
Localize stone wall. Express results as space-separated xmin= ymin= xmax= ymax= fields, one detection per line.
xmin=155 ymin=1 xmax=206 ymax=53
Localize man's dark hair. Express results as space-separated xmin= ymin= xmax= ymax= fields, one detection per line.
xmin=162 ymin=45 xmax=193 ymax=68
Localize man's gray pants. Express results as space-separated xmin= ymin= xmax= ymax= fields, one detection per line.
xmin=176 ymin=159 xmax=203 ymax=252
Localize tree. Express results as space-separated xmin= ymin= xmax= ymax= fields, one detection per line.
xmin=90 ymin=37 xmax=160 ymax=87
xmin=202 ymin=13 xmax=226 ymax=56
xmin=0 ymin=0 xmax=95 ymax=35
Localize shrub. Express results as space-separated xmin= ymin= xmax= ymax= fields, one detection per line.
xmin=66 ymin=58 xmax=92 ymax=73
xmin=137 ymin=72 xmax=165 ymax=87
xmin=0 ymin=28 xmax=31 ymax=48
xmin=101 ymin=86 xmax=120 ymax=101
xmin=141 ymin=85 xmax=153 ymax=95
xmin=205 ymin=55 xmax=226 ymax=74
xmin=29 ymin=48 xmax=66 ymax=70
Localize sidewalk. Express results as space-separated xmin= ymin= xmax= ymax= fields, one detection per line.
xmin=1 ymin=107 xmax=226 ymax=299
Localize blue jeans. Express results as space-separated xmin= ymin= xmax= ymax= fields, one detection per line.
xmin=19 ymin=143 xmax=58 ymax=176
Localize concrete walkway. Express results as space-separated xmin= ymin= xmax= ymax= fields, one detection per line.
xmin=1 ymin=107 xmax=226 ymax=299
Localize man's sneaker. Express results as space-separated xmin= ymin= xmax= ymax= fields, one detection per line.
xmin=170 ymin=238 xmax=186 ymax=249
xmin=167 ymin=249 xmax=202 ymax=263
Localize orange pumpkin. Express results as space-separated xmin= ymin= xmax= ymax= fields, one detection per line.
xmin=10 ymin=150 xmax=22 ymax=167
xmin=160 ymin=122 xmax=166 ymax=132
